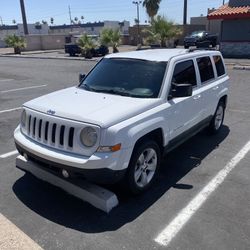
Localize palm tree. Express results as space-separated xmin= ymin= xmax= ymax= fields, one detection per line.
xmin=144 ymin=15 xmax=182 ymax=47
xmin=100 ymin=28 xmax=121 ymax=53
xmin=4 ymin=34 xmax=26 ymax=54
xmin=77 ymin=35 xmax=95 ymax=58
xmin=143 ymin=0 xmax=161 ymax=22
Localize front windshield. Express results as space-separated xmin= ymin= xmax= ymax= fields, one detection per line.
xmin=79 ymin=58 xmax=167 ymax=98
xmin=191 ymin=31 xmax=204 ymax=37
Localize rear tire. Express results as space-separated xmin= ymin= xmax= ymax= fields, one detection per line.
xmin=208 ymin=101 xmax=225 ymax=134
xmin=125 ymin=140 xmax=161 ymax=194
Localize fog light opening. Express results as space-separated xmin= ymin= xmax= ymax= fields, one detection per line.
xmin=23 ymin=153 xmax=29 ymax=161
xmin=62 ymin=169 xmax=70 ymax=178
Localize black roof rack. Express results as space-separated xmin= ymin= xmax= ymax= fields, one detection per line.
xmin=188 ymin=47 xmax=218 ymax=53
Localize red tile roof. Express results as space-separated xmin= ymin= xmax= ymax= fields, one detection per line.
xmin=208 ymin=4 xmax=250 ymax=20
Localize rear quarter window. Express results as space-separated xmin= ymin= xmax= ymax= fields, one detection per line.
xmin=213 ymin=55 xmax=225 ymax=77
xmin=197 ymin=56 xmax=215 ymax=84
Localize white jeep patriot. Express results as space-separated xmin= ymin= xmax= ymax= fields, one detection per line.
xmin=14 ymin=49 xmax=229 ymax=194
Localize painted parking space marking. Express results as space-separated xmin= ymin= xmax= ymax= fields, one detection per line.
xmin=228 ymin=108 xmax=250 ymax=114
xmin=0 ymin=213 xmax=43 ymax=250
xmin=0 ymin=107 xmax=21 ymax=114
xmin=154 ymin=140 xmax=250 ymax=247
xmin=0 ymin=79 xmax=14 ymax=82
xmin=1 ymin=84 xmax=47 ymax=93
xmin=0 ymin=150 xmax=18 ymax=159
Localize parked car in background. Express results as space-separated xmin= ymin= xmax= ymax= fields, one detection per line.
xmin=184 ymin=31 xmax=217 ymax=49
xmin=64 ymin=35 xmax=109 ymax=57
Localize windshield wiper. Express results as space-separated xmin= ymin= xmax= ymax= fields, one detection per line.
xmin=94 ymin=88 xmax=133 ymax=97
xmin=81 ymin=84 xmax=98 ymax=92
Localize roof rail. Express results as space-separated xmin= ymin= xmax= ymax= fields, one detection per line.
xmin=188 ymin=47 xmax=218 ymax=53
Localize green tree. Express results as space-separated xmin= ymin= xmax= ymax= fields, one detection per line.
xmin=4 ymin=34 xmax=26 ymax=54
xmin=144 ymin=15 xmax=182 ymax=47
xmin=77 ymin=34 xmax=95 ymax=58
xmin=143 ymin=0 xmax=161 ymax=22
xmin=100 ymin=28 xmax=121 ymax=53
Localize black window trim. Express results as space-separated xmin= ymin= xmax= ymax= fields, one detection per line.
xmin=167 ymin=58 xmax=199 ymax=100
xmin=195 ymin=55 xmax=216 ymax=85
xmin=171 ymin=58 xmax=198 ymax=88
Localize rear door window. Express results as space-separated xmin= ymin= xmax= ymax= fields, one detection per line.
xmin=213 ymin=55 xmax=225 ymax=77
xmin=197 ymin=56 xmax=215 ymax=83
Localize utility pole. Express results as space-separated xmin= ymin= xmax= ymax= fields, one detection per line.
xmin=132 ymin=1 xmax=142 ymax=45
xmin=20 ymin=0 xmax=29 ymax=35
xmin=223 ymin=0 xmax=225 ymax=4
xmin=68 ymin=5 xmax=72 ymax=25
xmin=0 ymin=16 xmax=3 ymax=26
xmin=183 ymin=0 xmax=187 ymax=25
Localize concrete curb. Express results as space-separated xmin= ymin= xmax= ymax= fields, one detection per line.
xmin=16 ymin=155 xmax=119 ymax=213
xmin=233 ymin=65 xmax=250 ymax=70
xmin=0 ymin=54 xmax=100 ymax=62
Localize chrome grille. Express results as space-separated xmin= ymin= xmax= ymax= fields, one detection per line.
xmin=26 ymin=114 xmax=75 ymax=148
xmin=21 ymin=108 xmax=100 ymax=157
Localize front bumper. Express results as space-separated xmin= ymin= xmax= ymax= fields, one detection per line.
xmin=14 ymin=126 xmax=129 ymax=184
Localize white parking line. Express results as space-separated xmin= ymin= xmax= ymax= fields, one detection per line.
xmin=1 ymin=84 xmax=47 ymax=93
xmin=0 ymin=150 xmax=18 ymax=159
xmin=0 ymin=107 xmax=21 ymax=114
xmin=0 ymin=79 xmax=14 ymax=82
xmin=0 ymin=213 xmax=43 ymax=250
xmin=154 ymin=140 xmax=250 ymax=247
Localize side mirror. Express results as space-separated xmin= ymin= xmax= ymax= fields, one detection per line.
xmin=79 ymin=73 xmax=86 ymax=83
xmin=171 ymin=83 xmax=193 ymax=98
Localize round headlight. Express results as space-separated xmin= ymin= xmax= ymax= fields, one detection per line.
xmin=21 ymin=110 xmax=26 ymax=127
xmin=80 ymin=127 xmax=97 ymax=147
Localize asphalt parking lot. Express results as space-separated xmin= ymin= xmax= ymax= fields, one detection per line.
xmin=0 ymin=57 xmax=250 ymax=250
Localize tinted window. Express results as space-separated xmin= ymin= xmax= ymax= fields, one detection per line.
xmin=213 ymin=55 xmax=225 ymax=77
xmin=197 ymin=56 xmax=215 ymax=83
xmin=172 ymin=60 xmax=197 ymax=86
xmin=80 ymin=58 xmax=167 ymax=98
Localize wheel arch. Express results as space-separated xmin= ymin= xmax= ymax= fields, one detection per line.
xmin=132 ymin=128 xmax=165 ymax=155
xmin=219 ymin=95 xmax=228 ymax=108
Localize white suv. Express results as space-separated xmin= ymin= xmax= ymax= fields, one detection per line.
xmin=14 ymin=49 xmax=229 ymax=194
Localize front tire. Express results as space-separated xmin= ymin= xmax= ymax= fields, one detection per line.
xmin=125 ymin=140 xmax=161 ymax=194
xmin=208 ymin=101 xmax=225 ymax=134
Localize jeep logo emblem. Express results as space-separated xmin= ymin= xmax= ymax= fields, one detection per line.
xmin=47 ymin=109 xmax=56 ymax=115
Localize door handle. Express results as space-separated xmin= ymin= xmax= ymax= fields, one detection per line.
xmin=213 ymin=86 xmax=219 ymax=90
xmin=193 ymin=95 xmax=201 ymax=100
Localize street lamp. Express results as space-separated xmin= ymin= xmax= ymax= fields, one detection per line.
xmin=132 ymin=1 xmax=142 ymax=45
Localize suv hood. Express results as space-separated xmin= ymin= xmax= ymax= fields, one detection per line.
xmin=24 ymin=87 xmax=162 ymax=128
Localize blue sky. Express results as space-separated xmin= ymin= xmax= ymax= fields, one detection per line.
xmin=1 ymin=0 xmax=224 ymax=25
